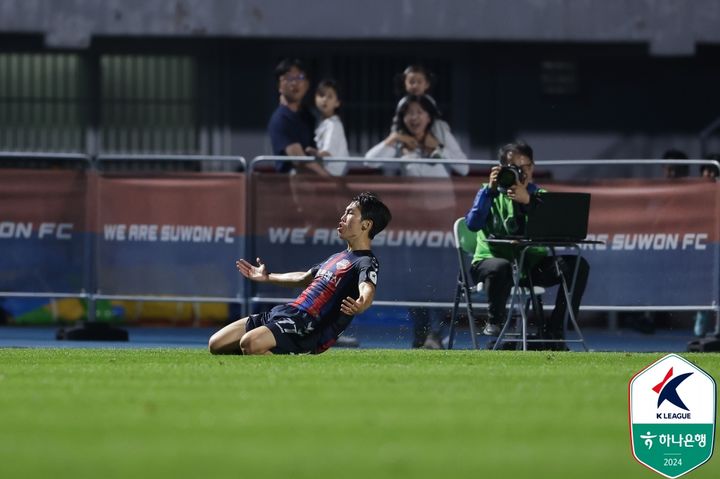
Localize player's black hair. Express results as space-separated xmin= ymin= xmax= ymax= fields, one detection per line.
xmin=701 ymin=153 xmax=720 ymax=177
xmin=662 ymin=148 xmax=688 ymax=160
xmin=662 ymin=148 xmax=689 ymax=178
xmin=499 ymin=141 xmax=534 ymax=165
xmin=353 ymin=192 xmax=391 ymax=239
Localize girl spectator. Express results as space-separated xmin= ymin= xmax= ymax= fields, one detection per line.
xmin=305 ymin=79 xmax=349 ymax=176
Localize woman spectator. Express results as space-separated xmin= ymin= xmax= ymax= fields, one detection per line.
xmin=365 ymin=94 xmax=468 ymax=176
xmin=366 ymin=94 xmax=467 ymax=349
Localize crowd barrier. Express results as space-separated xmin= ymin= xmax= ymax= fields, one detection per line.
xmin=1 ymin=153 xmax=719 ymax=333
xmin=247 ymin=156 xmax=720 ymax=335
xmin=93 ymin=155 xmax=246 ymax=305
xmin=0 ymin=154 xmax=246 ymax=323
xmin=0 ymin=153 xmax=92 ymax=301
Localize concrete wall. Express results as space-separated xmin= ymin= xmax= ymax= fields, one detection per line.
xmin=1 ymin=1 xmax=719 ymax=174
xmin=1 ymin=0 xmax=719 ymax=55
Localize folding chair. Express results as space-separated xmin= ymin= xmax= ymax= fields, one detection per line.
xmin=490 ymin=240 xmax=589 ymax=351
xmin=447 ymin=217 xmax=545 ymax=350
xmin=448 ymin=217 xmax=483 ymax=349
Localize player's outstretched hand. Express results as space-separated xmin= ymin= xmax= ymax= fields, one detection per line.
xmin=236 ymin=257 xmax=269 ymax=282
xmin=340 ymin=296 xmax=363 ymax=316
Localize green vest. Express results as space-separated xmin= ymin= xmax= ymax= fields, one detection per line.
xmin=472 ymin=186 xmax=548 ymax=270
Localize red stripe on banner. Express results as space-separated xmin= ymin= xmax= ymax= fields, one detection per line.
xmin=92 ymin=172 xmax=246 ymax=235
xmin=0 ymin=169 xmax=87 ymax=225
xmin=251 ymin=175 xmax=720 ymax=242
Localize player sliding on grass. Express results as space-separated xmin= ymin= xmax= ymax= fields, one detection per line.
xmin=208 ymin=192 xmax=392 ymax=355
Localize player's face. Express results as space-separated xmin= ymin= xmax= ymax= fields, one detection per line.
xmin=337 ymin=202 xmax=366 ymax=240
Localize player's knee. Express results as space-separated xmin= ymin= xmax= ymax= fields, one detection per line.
xmin=239 ymin=333 xmax=267 ymax=355
xmin=207 ymin=333 xmax=223 ymax=354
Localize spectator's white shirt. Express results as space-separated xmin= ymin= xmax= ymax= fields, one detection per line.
xmin=315 ymin=115 xmax=348 ymax=176
xmin=365 ymin=120 xmax=469 ymax=178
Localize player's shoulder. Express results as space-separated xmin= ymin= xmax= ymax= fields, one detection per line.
xmin=353 ymin=250 xmax=379 ymax=268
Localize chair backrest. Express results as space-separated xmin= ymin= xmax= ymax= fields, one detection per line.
xmin=453 ymin=217 xmax=477 ymax=256
xmin=452 ymin=217 xmax=487 ymax=315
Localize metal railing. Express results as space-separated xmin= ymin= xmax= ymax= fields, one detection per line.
xmin=1 ymin=153 xmax=718 ymax=335
xmin=95 ymin=154 xmax=245 ymax=172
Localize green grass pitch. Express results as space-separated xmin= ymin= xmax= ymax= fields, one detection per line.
xmin=0 ymin=349 xmax=717 ymax=479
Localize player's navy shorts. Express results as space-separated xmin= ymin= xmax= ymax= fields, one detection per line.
xmin=245 ymin=304 xmax=328 ymax=354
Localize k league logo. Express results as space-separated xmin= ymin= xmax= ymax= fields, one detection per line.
xmin=629 ymin=354 xmax=716 ymax=478
xmin=654 ymin=367 xmax=692 ymax=416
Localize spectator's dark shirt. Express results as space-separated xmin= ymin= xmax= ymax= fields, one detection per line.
xmin=268 ymin=104 xmax=315 ymax=172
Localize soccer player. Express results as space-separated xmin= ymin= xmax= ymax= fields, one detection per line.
xmin=208 ymin=192 xmax=391 ymax=355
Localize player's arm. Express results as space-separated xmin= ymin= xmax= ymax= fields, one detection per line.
xmin=340 ymin=281 xmax=376 ymax=316
xmin=236 ymin=258 xmax=313 ymax=288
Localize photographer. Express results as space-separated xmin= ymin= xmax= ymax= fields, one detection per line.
xmin=464 ymin=141 xmax=590 ymax=349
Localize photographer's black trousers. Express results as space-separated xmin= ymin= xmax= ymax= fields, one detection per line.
xmin=470 ymin=255 xmax=589 ymax=337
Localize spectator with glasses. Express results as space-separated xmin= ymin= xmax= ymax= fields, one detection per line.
xmin=268 ymin=58 xmax=329 ymax=176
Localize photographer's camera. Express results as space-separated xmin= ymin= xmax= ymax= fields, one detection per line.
xmin=497 ymin=164 xmax=526 ymax=190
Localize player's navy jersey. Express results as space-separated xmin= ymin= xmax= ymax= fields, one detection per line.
xmin=290 ymin=249 xmax=379 ymax=340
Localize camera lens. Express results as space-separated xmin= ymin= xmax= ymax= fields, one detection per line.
xmin=497 ymin=166 xmax=519 ymax=189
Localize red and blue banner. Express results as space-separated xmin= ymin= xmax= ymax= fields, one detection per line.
xmin=0 ymin=169 xmax=88 ymax=294
xmin=92 ymin=172 xmax=246 ymax=299
xmin=1 ymin=170 xmax=718 ymax=310
xmin=569 ymin=179 xmax=720 ymax=307
xmin=249 ymin=175 xmax=720 ymax=308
